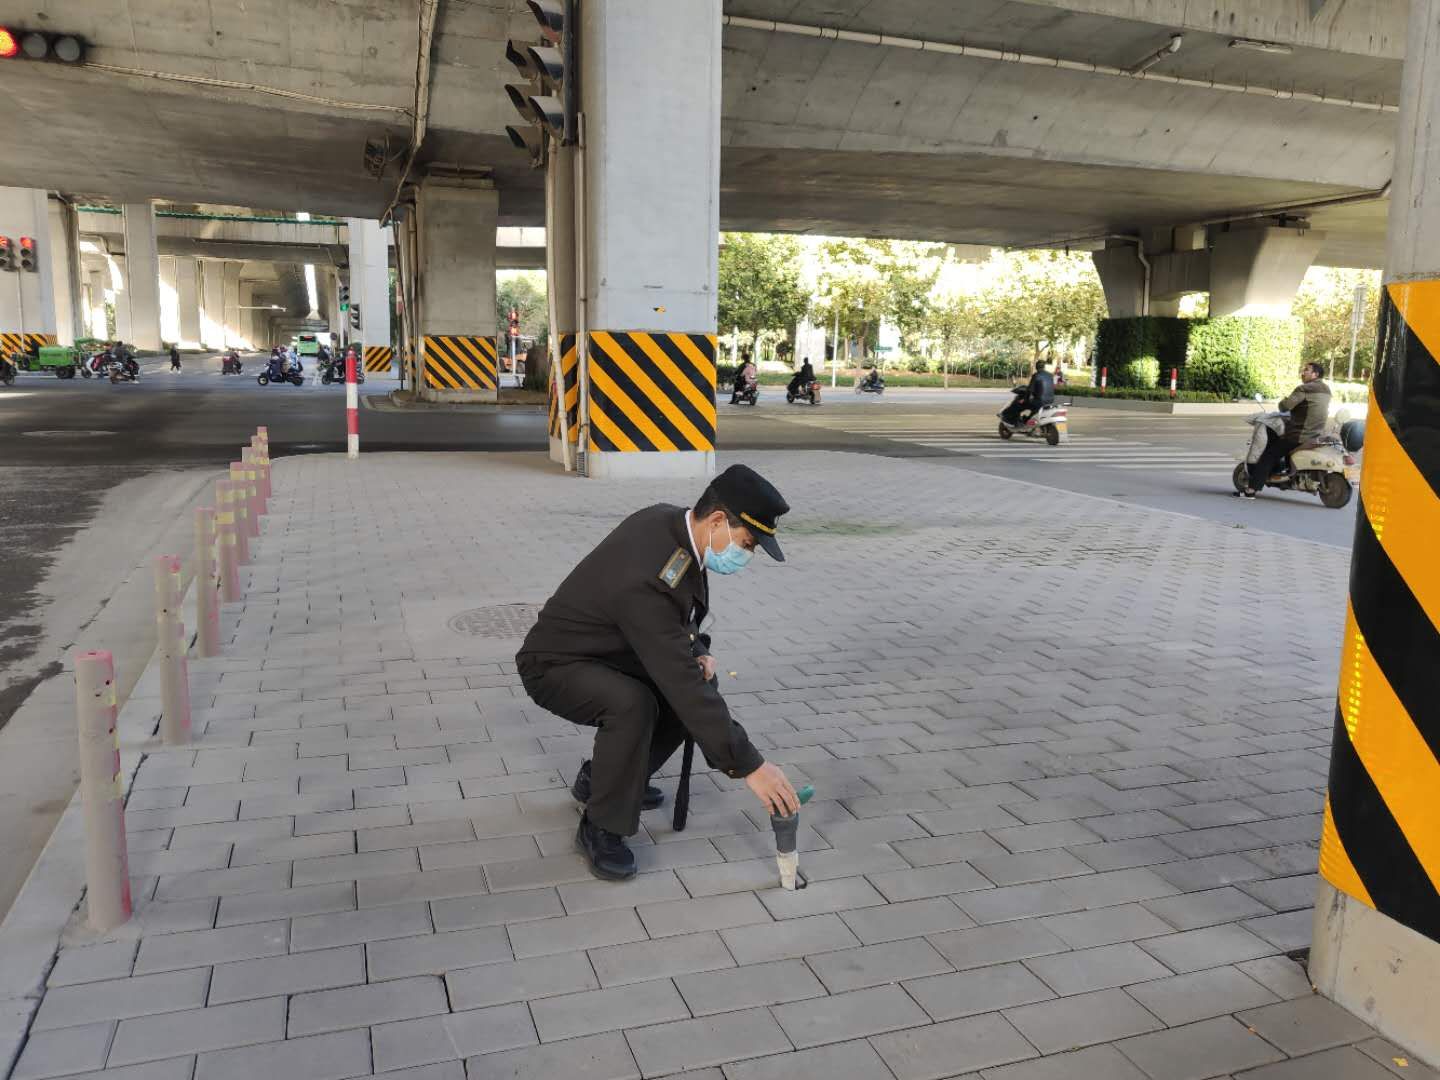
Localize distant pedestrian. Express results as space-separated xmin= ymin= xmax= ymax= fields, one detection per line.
xmin=169 ymin=344 xmax=181 ymax=372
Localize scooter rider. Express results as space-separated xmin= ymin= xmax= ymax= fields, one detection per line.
xmin=859 ymin=366 xmax=883 ymax=391
xmin=1238 ymin=361 xmax=1333 ymax=499
xmin=1001 ymin=360 xmax=1055 ymax=426
xmin=787 ymin=357 xmax=815 ymax=398
xmin=730 ymin=355 xmax=757 ymax=404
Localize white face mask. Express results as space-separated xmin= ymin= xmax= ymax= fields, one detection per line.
xmin=703 ymin=520 xmax=753 ymax=575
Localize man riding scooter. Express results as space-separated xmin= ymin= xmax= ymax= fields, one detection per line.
xmin=1001 ymin=360 xmax=1055 ymax=427
xmin=1237 ymin=361 xmax=1332 ymax=500
xmin=786 ymin=357 xmax=816 ymax=399
xmin=730 ymin=354 xmax=757 ymax=405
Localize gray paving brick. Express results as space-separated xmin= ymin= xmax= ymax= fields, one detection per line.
xmin=132 ymin=920 xmax=288 ymax=974
xmin=486 ymin=852 xmax=597 ymax=892
xmin=357 ymin=819 xmax=476 ymax=852
xmin=869 ymin=862 xmax=993 ymax=902
xmin=1038 ymin=903 xmax=1173 ymax=948
xmin=465 ymin=1030 xmax=638 ymax=1080
xmin=431 ymin=885 xmax=564 ymax=930
xmin=1059 ymin=868 xmax=1180 ymax=909
xmin=194 ymin=1029 xmax=372 ymax=1080
xmin=128 ymin=844 xmax=234 ymax=877
xmin=216 ymin=882 xmax=356 ymax=926
xmin=1126 ymin=966 xmax=1280 ymax=1027
xmin=24 ymin=1059 xmax=197 ymax=1080
xmin=927 ymin=920 xmax=1070 ymax=971
xmin=419 ymin=834 xmax=541 ymax=870
xmin=806 ymin=937 xmax=953 ymax=992
xmin=533 ymin=979 xmax=689 ymax=1042
xmin=676 ymin=858 xmax=779 ymax=897
xmin=904 ymin=962 xmax=1056 ymax=1022
xmin=1234 ymin=956 xmax=1313 ymax=1000
xmin=1139 ymin=924 xmax=1276 ymax=974
xmin=292 ymin=901 xmax=432 ymax=951
xmin=674 ymin=959 xmax=825 ymax=1017
xmin=811 ymin=814 xmax=929 ymax=848
xmin=291 ymin=848 xmax=419 ymax=886
xmin=1023 ymin=942 xmax=1171 ymax=995
xmin=772 ymin=984 xmax=929 ymax=1049
xmin=722 ymin=1040 xmax=894 ymax=1080
xmin=154 ymin=862 xmax=290 ymax=901
xmin=1114 ymin=1016 xmax=1285 ymax=1080
xmin=10 ymin=1020 xmax=114 ymax=1080
xmin=33 ymin=968 xmax=210 ymax=1030
xmin=230 ymin=832 xmax=355 ymax=867
xmin=447 ymin=952 xmax=599 ymax=1010
xmin=131 ymin=895 xmax=220 ymax=935
xmin=366 ymin=926 xmax=511 ymax=980
xmin=872 ymin=1013 xmax=1037 ymax=1079
xmin=720 ymin=912 xmax=861 ymax=965
xmin=46 ymin=940 xmax=138 ymax=987
xmin=980 ymin=1044 xmax=1150 ymax=1080
xmin=168 ymin=818 xmax=291 ymax=849
xmin=837 ymin=897 xmax=973 ymax=945
xmin=589 ymin=930 xmax=735 ymax=987
xmin=1235 ymin=1047 xmax=1403 ymax=1080
xmin=1235 ymin=995 xmax=1378 ymax=1056
xmin=558 ymin=870 xmax=690 ymax=914
xmin=294 ymin=805 xmax=410 ymax=835
xmin=108 ymin=998 xmax=286 ymax=1067
xmin=957 ymin=883 xmax=1083 ymax=925
xmin=289 ymin=973 xmax=448 ymax=1036
xmin=757 ymin=876 xmax=888 ymax=920
xmin=625 ymin=1008 xmax=791 ymax=1076
xmin=210 ymin=945 xmax=366 ymax=1004
xmin=508 ymin=908 xmax=648 ymax=959
xmin=371 ymin=1006 xmax=537 ymax=1071
xmin=358 ymin=866 xmax=489 ymax=907
xmin=1142 ymin=887 xmax=1274 ymax=932
xmin=893 ymin=832 xmax=1009 ymax=867
xmin=1002 ymin=988 xmax=1164 ymax=1054
xmin=637 ymin=892 xmax=772 ymax=939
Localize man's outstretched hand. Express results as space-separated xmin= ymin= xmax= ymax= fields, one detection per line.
xmin=696 ymin=655 xmax=717 ymax=681
xmin=747 ymin=762 xmax=800 ymax=816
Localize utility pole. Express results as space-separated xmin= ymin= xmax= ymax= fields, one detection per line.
xmin=1346 ymin=283 xmax=1365 ymax=381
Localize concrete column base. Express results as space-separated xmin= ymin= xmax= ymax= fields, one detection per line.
xmin=585 ymin=450 xmax=715 ymax=480
xmin=548 ymin=436 xmax=575 ymax=467
xmin=423 ymin=388 xmax=499 ymax=404
xmin=1310 ymin=881 xmax=1440 ymax=1068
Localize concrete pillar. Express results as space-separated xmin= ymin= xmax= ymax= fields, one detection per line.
xmin=86 ymin=267 xmax=108 ymax=339
xmin=346 ymin=218 xmax=391 ymax=354
xmin=47 ymin=198 xmax=83 ymax=345
xmin=112 ymin=257 xmax=133 ymax=342
xmin=120 ymin=202 xmax=162 ymax=350
xmin=200 ymin=261 xmax=225 ymax=349
xmin=238 ymin=283 xmax=254 ymax=348
xmin=548 ymin=144 xmax=579 ymax=464
xmin=1207 ymin=224 xmax=1322 ymax=317
xmin=1091 ymin=242 xmax=1147 ymax=318
xmin=1309 ymin=1 xmax=1440 ymax=1069
xmin=176 ymin=259 xmax=201 ymax=346
xmin=578 ymin=0 xmax=721 ymax=479
xmin=0 ymin=187 xmax=58 ymax=352
xmin=415 ymin=182 xmax=497 ymax=400
xmin=158 ymin=256 xmax=180 ymax=345
xmin=222 ymin=262 xmax=242 ymax=348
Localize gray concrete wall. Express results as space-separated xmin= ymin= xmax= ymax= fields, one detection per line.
xmin=0 ymin=187 xmax=57 ymax=342
xmin=416 ymin=184 xmax=497 ymax=337
xmin=121 ymin=203 xmax=162 ymax=350
xmin=1208 ymin=225 xmax=1323 ymax=317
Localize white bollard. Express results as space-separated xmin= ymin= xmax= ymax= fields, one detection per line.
xmin=153 ymin=554 xmax=191 ymax=746
xmin=231 ymin=463 xmax=258 ymax=541
xmin=195 ymin=507 xmax=220 ymax=657
xmin=215 ymin=480 xmax=241 ymax=602
xmin=242 ymin=447 xmax=267 ymax=516
xmin=223 ymin=470 xmax=251 ymax=565
xmin=75 ymin=650 xmax=132 ymax=932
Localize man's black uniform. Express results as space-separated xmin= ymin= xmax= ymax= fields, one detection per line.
xmin=1001 ymin=367 xmax=1055 ymax=425
xmin=517 ymin=504 xmax=766 ymax=839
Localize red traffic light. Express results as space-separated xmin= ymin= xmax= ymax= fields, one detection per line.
xmin=0 ymin=27 xmax=19 ymax=58
xmin=18 ymin=236 xmax=33 ymax=249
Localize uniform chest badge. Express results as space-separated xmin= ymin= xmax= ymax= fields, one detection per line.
xmin=658 ymin=548 xmax=692 ymax=589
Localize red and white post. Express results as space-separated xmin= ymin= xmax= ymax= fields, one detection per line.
xmin=345 ymin=352 xmax=359 ymax=459
xmin=215 ymin=480 xmax=241 ymax=602
xmin=194 ymin=507 xmax=220 ymax=657
xmin=153 ymin=554 xmax=191 ymax=746
xmin=1100 ymin=367 xmax=1108 ymax=394
xmin=75 ymin=650 xmax=131 ymax=932
xmin=1169 ymin=368 xmax=1178 ymax=398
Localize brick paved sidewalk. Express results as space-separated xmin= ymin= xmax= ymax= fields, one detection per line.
xmin=6 ymin=450 xmax=1432 ymax=1080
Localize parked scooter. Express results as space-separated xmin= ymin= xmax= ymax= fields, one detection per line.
xmin=221 ymin=351 xmax=243 ymax=375
xmin=786 ymin=377 xmax=822 ymax=406
xmin=854 ymin=370 xmax=886 ymax=395
xmin=998 ymin=388 xmax=1067 ymax=445
xmin=258 ymin=354 xmax=304 ymax=386
xmin=1232 ymin=410 xmax=1363 ymax=509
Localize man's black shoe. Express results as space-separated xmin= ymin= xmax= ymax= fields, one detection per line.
xmin=576 ymin=814 xmax=637 ymax=881
xmin=572 ymin=760 xmax=664 ymax=811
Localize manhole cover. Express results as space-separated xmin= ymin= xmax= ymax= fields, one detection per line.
xmin=448 ymin=604 xmax=542 ymax=639
xmin=21 ymin=430 xmax=115 ymax=438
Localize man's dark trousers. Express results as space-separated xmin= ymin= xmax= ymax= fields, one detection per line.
xmin=521 ymin=661 xmax=687 ymax=836
xmin=1248 ymin=429 xmax=1297 ymax=491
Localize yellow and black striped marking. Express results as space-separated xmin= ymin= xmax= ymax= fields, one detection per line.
xmin=362 ymin=345 xmax=394 ymax=373
xmin=586 ymin=331 xmax=716 ymax=452
xmin=423 ymin=335 xmax=497 ymax=391
xmin=548 ymin=333 xmax=579 ymax=442
xmin=25 ymin=332 xmax=55 ymax=351
xmin=2 ymin=332 xmax=58 ymax=355
xmin=1320 ymin=279 xmax=1440 ymax=946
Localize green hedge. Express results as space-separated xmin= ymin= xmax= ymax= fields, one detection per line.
xmin=1094 ymin=317 xmax=1190 ymax=389
xmin=1185 ymin=316 xmax=1302 ymax=398
xmin=1060 ymin=385 xmax=1227 ymax=403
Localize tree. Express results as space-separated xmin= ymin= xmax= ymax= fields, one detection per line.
xmin=717 ymin=234 xmax=808 ymax=359
xmin=1293 ymin=267 xmax=1380 ymax=381
xmin=931 ymin=293 xmax=983 ymax=387
xmin=496 ymin=271 xmax=548 ymax=348
xmin=814 ymin=239 xmax=942 ymax=366
xmin=980 ymin=251 xmax=1106 ymax=364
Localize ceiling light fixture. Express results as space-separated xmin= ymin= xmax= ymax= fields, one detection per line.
xmin=1229 ymin=37 xmax=1293 ymax=55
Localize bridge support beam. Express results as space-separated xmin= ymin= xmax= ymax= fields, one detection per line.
xmin=576 ymin=0 xmax=721 ymax=480
xmin=176 ymin=258 xmax=201 ymax=347
xmin=0 ymin=187 xmax=58 ymax=355
xmin=48 ymin=197 xmax=83 ymax=345
xmin=159 ymin=256 xmax=180 ymax=345
xmin=86 ymin=267 xmax=108 ymax=340
xmin=200 ymin=260 xmax=225 ymax=349
xmin=121 ymin=202 xmax=163 ymax=350
xmin=414 ymin=181 xmax=498 ymax=402
xmin=222 ymin=262 xmax=242 ymax=349
xmin=1208 ymin=224 xmax=1322 ymax=317
xmin=347 ymin=218 xmax=391 ymax=373
xmin=1309 ymin=0 xmax=1440 ymax=1069
xmin=548 ymin=144 xmax=578 ymax=466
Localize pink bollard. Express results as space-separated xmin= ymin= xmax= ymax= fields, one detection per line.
xmin=75 ymin=650 xmax=132 ymax=931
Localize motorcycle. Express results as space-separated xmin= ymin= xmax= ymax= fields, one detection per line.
xmin=1232 ymin=410 xmax=1363 ymax=509
xmin=320 ymin=355 xmax=364 ymax=385
xmin=221 ymin=351 xmax=243 ymax=375
xmin=786 ymin=377 xmax=822 ymax=406
xmin=108 ymin=356 xmax=140 ymax=383
xmin=729 ymin=376 xmax=758 ymax=406
xmin=257 ymin=355 xmax=304 ymax=387
xmin=0 ymin=354 xmax=15 ymax=386
xmin=854 ymin=372 xmax=886 ymax=395
xmin=998 ymin=388 xmax=1067 ymax=445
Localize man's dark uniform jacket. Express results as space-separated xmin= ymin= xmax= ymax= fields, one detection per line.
xmin=516 ymin=504 xmax=764 ymax=780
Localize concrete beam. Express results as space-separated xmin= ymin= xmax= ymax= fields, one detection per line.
xmin=1208 ymin=225 xmax=1323 ymax=317
xmin=120 ymin=203 xmax=163 ymax=350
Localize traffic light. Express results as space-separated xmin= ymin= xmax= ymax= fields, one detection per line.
xmin=0 ymin=26 xmax=85 ymax=63
xmin=338 ymin=283 xmax=350 ymax=311
xmin=508 ymin=307 xmax=521 ymax=338
xmin=17 ymin=236 xmax=36 ymax=272
xmin=504 ymin=0 xmax=575 ymax=153
xmin=0 ymin=236 xmax=14 ymax=272
xmin=349 ymin=306 xmax=361 ymax=330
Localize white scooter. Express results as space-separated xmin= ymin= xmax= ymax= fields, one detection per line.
xmin=998 ymin=389 xmax=1068 ymax=445
xmin=1232 ymin=409 xmax=1364 ymax=509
